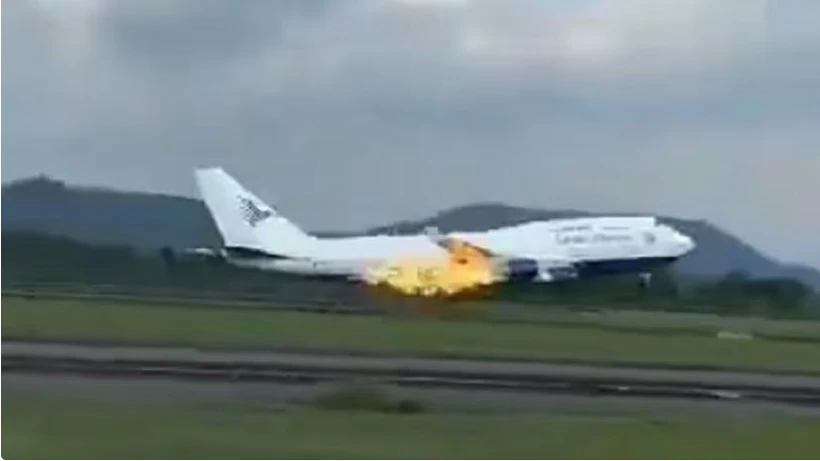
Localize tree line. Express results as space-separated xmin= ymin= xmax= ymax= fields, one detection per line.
xmin=3 ymin=231 xmax=818 ymax=318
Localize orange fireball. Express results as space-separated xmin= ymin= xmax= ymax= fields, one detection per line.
xmin=364 ymin=238 xmax=499 ymax=297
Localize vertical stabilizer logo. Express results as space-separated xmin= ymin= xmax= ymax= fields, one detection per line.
xmin=238 ymin=196 xmax=273 ymax=227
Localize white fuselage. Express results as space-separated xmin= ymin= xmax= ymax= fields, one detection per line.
xmin=191 ymin=167 xmax=696 ymax=284
xmin=220 ymin=217 xmax=695 ymax=281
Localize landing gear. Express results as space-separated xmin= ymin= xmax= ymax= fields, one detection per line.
xmin=638 ymin=272 xmax=652 ymax=289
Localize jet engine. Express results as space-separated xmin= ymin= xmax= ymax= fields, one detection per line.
xmin=182 ymin=247 xmax=228 ymax=265
xmin=497 ymin=258 xmax=578 ymax=282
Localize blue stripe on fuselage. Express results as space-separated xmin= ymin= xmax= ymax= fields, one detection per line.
xmin=574 ymin=256 xmax=679 ymax=277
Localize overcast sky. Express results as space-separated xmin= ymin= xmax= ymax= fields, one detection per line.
xmin=3 ymin=0 xmax=820 ymax=267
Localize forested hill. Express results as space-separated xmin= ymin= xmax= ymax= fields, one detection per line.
xmin=2 ymin=176 xmax=221 ymax=249
xmin=3 ymin=175 xmax=820 ymax=289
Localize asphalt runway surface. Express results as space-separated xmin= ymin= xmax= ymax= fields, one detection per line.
xmin=6 ymin=372 xmax=820 ymax=418
xmin=6 ymin=339 xmax=820 ymax=390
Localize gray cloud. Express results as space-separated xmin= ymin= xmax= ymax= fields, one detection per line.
xmin=3 ymin=0 xmax=820 ymax=266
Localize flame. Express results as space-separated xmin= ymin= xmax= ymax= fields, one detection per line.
xmin=364 ymin=238 xmax=500 ymax=297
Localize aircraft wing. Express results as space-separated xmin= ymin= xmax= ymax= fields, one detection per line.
xmin=422 ymin=229 xmax=497 ymax=258
xmin=438 ymin=238 xmax=496 ymax=258
xmin=425 ymin=232 xmax=574 ymax=264
xmin=425 ymin=234 xmax=579 ymax=282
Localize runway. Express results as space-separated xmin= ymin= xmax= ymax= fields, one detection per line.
xmin=8 ymin=372 xmax=820 ymax=418
xmin=5 ymin=339 xmax=820 ymax=412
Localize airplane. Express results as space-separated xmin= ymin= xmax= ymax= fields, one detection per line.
xmin=188 ymin=167 xmax=696 ymax=296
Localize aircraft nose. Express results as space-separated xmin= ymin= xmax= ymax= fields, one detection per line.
xmin=675 ymin=232 xmax=696 ymax=253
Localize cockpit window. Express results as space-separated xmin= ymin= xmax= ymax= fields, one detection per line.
xmin=643 ymin=232 xmax=657 ymax=245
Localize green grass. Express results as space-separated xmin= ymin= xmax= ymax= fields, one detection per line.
xmin=500 ymin=306 xmax=820 ymax=340
xmin=310 ymin=382 xmax=426 ymax=414
xmin=4 ymin=297 xmax=820 ymax=372
xmin=8 ymin=289 xmax=820 ymax=340
xmin=3 ymin=395 xmax=820 ymax=459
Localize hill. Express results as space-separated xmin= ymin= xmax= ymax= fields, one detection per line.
xmin=1 ymin=175 xmax=221 ymax=249
xmin=3 ymin=175 xmax=820 ymax=290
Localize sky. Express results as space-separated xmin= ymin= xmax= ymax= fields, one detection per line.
xmin=3 ymin=0 xmax=820 ymax=268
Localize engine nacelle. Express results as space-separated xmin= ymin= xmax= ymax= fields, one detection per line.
xmin=183 ymin=247 xmax=228 ymax=264
xmin=499 ymin=258 xmax=578 ymax=282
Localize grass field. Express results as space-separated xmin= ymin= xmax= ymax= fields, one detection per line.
xmin=3 ymin=394 xmax=819 ymax=459
xmin=7 ymin=289 xmax=820 ymax=340
xmin=4 ymin=296 xmax=820 ymax=372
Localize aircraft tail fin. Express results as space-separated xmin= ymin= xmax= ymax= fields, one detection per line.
xmin=194 ymin=167 xmax=317 ymax=257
